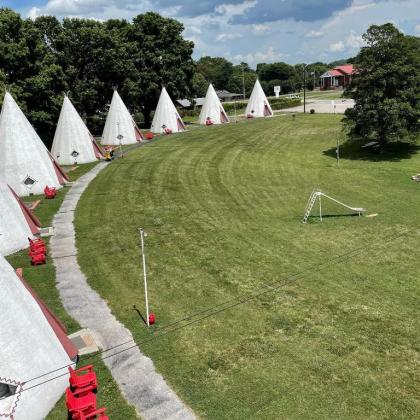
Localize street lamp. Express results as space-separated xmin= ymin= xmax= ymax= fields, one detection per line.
xmin=302 ymin=64 xmax=308 ymax=114
xmin=241 ymin=63 xmax=246 ymax=100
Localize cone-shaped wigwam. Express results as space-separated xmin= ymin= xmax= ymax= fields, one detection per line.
xmin=0 ymin=254 xmax=77 ymax=419
xmin=51 ymin=95 xmax=103 ymax=165
xmin=151 ymin=87 xmax=185 ymax=134
xmin=0 ymin=182 xmax=41 ymax=256
xmin=0 ymin=92 xmax=68 ymax=197
xmin=245 ymin=79 xmax=273 ymax=118
xmin=199 ymin=84 xmax=229 ymax=125
xmin=102 ymin=90 xmax=144 ymax=145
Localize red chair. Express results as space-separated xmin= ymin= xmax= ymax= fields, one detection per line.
xmin=69 ymin=365 xmax=98 ymax=394
xmin=205 ymin=118 xmax=214 ymax=126
xmin=79 ymin=408 xmax=109 ymax=420
xmin=246 ymin=113 xmax=254 ymax=119
xmin=66 ymin=388 xmax=97 ymax=420
xmin=164 ymin=128 xmax=173 ymax=135
xmin=44 ymin=186 xmax=57 ymax=199
xmin=30 ymin=250 xmax=46 ymax=265
xmin=146 ymin=132 xmax=154 ymax=140
xmin=29 ymin=238 xmax=47 ymax=255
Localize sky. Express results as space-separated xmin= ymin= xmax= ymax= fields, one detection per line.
xmin=2 ymin=0 xmax=419 ymax=67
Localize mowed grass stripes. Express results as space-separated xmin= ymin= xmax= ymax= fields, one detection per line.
xmin=76 ymin=115 xmax=420 ymax=419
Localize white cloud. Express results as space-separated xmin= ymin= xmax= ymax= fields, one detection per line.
xmin=415 ymin=24 xmax=420 ymax=34
xmin=233 ymin=46 xmax=288 ymax=65
xmin=188 ymin=26 xmax=202 ymax=34
xmin=306 ymin=30 xmax=324 ymax=38
xmin=323 ymin=1 xmax=376 ymax=30
xmin=214 ymin=1 xmax=257 ymax=17
xmin=346 ymin=31 xmax=365 ymax=49
xmin=252 ymin=24 xmax=270 ymax=35
xmin=216 ymin=33 xmax=243 ymax=41
xmin=28 ymin=7 xmax=41 ymax=20
xmin=329 ymin=41 xmax=345 ymax=52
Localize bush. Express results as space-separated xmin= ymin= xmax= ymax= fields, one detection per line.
xmin=310 ymin=109 xmax=315 ymax=114
xmin=270 ymin=98 xmax=301 ymax=110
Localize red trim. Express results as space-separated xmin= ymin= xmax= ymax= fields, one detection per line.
xmin=133 ymin=121 xmax=145 ymax=141
xmin=9 ymin=186 xmax=41 ymax=235
xmin=90 ymin=135 xmax=104 ymax=159
xmin=15 ymin=269 xmax=78 ymax=360
xmin=177 ymin=117 xmax=185 ymax=131
xmin=220 ymin=111 xmax=229 ymax=123
xmin=47 ymin=152 xmax=69 ymax=184
xmin=264 ymin=104 xmax=273 ymax=116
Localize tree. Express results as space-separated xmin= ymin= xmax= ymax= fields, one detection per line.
xmin=227 ymin=63 xmax=256 ymax=97
xmin=196 ymin=56 xmax=233 ymax=90
xmin=257 ymin=62 xmax=298 ymax=94
xmin=343 ymin=23 xmax=420 ymax=148
xmin=192 ymin=72 xmax=208 ymax=97
xmin=0 ymin=8 xmax=67 ymax=145
xmin=0 ymin=10 xmax=195 ymax=136
xmin=125 ymin=12 xmax=195 ymax=126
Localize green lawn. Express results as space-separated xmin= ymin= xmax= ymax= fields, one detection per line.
xmin=75 ymin=115 xmax=420 ymax=419
xmin=6 ymin=162 xmax=139 ymax=420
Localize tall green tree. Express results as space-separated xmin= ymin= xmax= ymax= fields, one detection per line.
xmin=196 ymin=56 xmax=233 ymax=90
xmin=0 ymin=8 xmax=66 ymax=144
xmin=227 ymin=63 xmax=256 ymax=97
xmin=124 ymin=12 xmax=194 ymax=126
xmin=343 ymin=23 xmax=420 ymax=147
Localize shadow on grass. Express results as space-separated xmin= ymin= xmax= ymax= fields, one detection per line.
xmin=132 ymin=305 xmax=147 ymax=326
xmin=308 ymin=213 xmax=361 ymax=220
xmin=323 ymin=140 xmax=420 ymax=162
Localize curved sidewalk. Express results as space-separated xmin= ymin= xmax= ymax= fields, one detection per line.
xmin=51 ymin=162 xmax=196 ymax=420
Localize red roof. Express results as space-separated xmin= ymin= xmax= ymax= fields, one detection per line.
xmin=334 ymin=65 xmax=354 ymax=75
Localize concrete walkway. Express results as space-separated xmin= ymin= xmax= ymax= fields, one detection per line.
xmin=51 ymin=162 xmax=196 ymax=420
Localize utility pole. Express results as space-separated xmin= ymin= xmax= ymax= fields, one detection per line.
xmin=242 ymin=64 xmax=246 ymax=100
xmin=303 ymin=64 xmax=307 ymax=114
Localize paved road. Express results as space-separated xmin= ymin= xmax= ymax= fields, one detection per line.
xmin=280 ymin=99 xmax=355 ymax=114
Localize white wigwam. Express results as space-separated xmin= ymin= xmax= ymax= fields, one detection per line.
xmin=0 ymin=182 xmax=36 ymax=256
xmin=199 ymin=84 xmax=229 ymax=125
xmin=51 ymin=95 xmax=102 ymax=165
xmin=151 ymin=87 xmax=185 ymax=134
xmin=0 ymin=92 xmax=67 ymax=196
xmin=102 ymin=90 xmax=144 ymax=145
xmin=0 ymin=255 xmax=74 ymax=420
xmin=245 ymin=79 xmax=273 ymax=118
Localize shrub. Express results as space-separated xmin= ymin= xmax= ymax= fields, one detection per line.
xmin=310 ymin=109 xmax=315 ymax=114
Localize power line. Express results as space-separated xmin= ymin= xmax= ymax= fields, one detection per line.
xmin=21 ymin=227 xmax=412 ymax=392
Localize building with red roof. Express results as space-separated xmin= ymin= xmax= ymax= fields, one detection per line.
xmin=320 ymin=64 xmax=355 ymax=90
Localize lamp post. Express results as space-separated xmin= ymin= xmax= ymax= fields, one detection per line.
xmin=139 ymin=228 xmax=150 ymax=327
xmin=302 ymin=64 xmax=310 ymax=114
xmin=117 ymin=122 xmax=123 ymax=158
xmin=241 ymin=64 xmax=246 ymax=100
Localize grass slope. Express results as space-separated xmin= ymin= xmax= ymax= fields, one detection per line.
xmin=6 ymin=162 xmax=138 ymax=420
xmin=76 ymin=115 xmax=420 ymax=419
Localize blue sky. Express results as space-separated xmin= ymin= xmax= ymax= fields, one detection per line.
xmin=2 ymin=0 xmax=419 ymax=66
